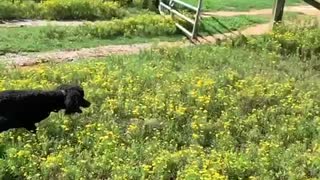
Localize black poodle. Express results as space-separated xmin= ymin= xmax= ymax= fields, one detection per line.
xmin=0 ymin=84 xmax=91 ymax=133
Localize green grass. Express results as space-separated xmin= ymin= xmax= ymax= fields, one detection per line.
xmin=201 ymin=15 xmax=268 ymax=35
xmin=184 ymin=0 xmax=303 ymax=11
xmin=0 ymin=26 xmax=182 ymax=54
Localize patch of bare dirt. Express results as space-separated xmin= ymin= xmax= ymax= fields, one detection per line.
xmin=0 ymin=20 xmax=87 ymax=28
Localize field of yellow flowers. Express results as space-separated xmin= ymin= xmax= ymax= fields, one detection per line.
xmin=0 ymin=33 xmax=320 ymax=178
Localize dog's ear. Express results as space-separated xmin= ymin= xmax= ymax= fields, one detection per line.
xmin=64 ymin=90 xmax=82 ymax=115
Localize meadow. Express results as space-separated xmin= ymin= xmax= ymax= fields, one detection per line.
xmin=0 ymin=16 xmax=319 ymax=179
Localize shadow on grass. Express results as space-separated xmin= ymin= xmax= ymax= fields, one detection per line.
xmin=193 ymin=15 xmax=266 ymax=43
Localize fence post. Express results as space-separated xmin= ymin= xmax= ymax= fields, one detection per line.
xmin=271 ymin=0 xmax=286 ymax=28
xmin=192 ymin=0 xmax=203 ymax=38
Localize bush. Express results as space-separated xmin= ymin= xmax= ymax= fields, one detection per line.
xmin=0 ymin=1 xmax=31 ymax=20
xmin=41 ymin=0 xmax=127 ymax=20
xmin=78 ymin=14 xmax=177 ymax=38
xmin=0 ymin=1 xmax=21 ymax=20
xmin=140 ymin=0 xmax=159 ymax=11
xmin=19 ymin=1 xmax=42 ymax=19
xmin=0 ymin=0 xmax=127 ymax=20
xmin=229 ymin=16 xmax=320 ymax=60
xmin=0 ymin=1 xmax=40 ymax=20
xmin=105 ymin=0 xmax=133 ymax=6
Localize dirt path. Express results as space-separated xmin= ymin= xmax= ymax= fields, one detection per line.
xmin=202 ymin=5 xmax=320 ymax=17
xmin=0 ymin=20 xmax=86 ymax=28
xmin=1 ymin=41 xmax=191 ymax=67
xmin=0 ymin=23 xmax=272 ymax=68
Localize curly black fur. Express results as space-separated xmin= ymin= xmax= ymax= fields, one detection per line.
xmin=0 ymin=84 xmax=91 ymax=133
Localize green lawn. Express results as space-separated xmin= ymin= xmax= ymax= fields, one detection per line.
xmin=184 ymin=0 xmax=303 ymax=11
xmin=0 ymin=26 xmax=183 ymax=54
xmin=0 ymin=15 xmax=268 ymax=54
xmin=201 ymin=15 xmax=268 ymax=36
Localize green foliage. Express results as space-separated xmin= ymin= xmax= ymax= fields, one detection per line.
xmin=0 ymin=33 xmax=319 ymax=178
xmin=78 ymin=14 xmax=177 ymax=38
xmin=0 ymin=0 xmax=128 ymax=20
xmin=0 ymin=10 xmax=320 ymax=179
xmin=0 ymin=14 xmax=180 ymax=54
xmin=0 ymin=0 xmax=304 ymax=20
xmin=139 ymin=0 xmax=160 ymax=11
xmin=229 ymin=17 xmax=320 ymax=60
xmin=41 ymin=0 xmax=126 ymax=20
xmin=0 ymin=25 xmax=182 ymax=54
xmin=37 ymin=14 xmax=177 ymax=43
xmin=0 ymin=1 xmax=21 ymax=20
xmin=183 ymin=0 xmax=302 ymax=11
xmin=0 ymin=1 xmax=40 ymax=20
xmin=105 ymin=0 xmax=133 ymax=6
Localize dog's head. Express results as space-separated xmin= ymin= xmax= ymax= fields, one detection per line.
xmin=56 ymin=84 xmax=91 ymax=115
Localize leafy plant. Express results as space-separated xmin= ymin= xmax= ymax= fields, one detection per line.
xmin=78 ymin=14 xmax=177 ymax=38
xmin=229 ymin=16 xmax=320 ymax=60
xmin=41 ymin=0 xmax=127 ymax=20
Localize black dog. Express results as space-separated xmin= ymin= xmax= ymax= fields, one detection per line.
xmin=0 ymin=84 xmax=91 ymax=133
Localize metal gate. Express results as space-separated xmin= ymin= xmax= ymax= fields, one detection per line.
xmin=159 ymin=0 xmax=203 ymax=39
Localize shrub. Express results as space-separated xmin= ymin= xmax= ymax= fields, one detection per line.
xmin=140 ymin=0 xmax=159 ymax=11
xmin=104 ymin=0 xmax=133 ymax=6
xmin=41 ymin=0 xmax=127 ymax=20
xmin=0 ymin=1 xmax=21 ymax=20
xmin=229 ymin=16 xmax=320 ymax=60
xmin=19 ymin=1 xmax=42 ymax=19
xmin=0 ymin=1 xmax=40 ymax=20
xmin=78 ymin=14 xmax=177 ymax=38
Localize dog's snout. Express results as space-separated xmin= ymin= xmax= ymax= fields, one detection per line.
xmin=82 ymin=99 xmax=91 ymax=107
